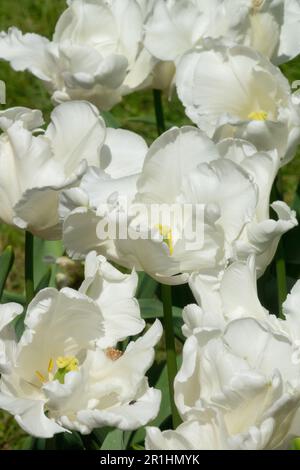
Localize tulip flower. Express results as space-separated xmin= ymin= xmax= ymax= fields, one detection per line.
xmin=176 ymin=42 xmax=300 ymax=165
xmin=63 ymin=127 xmax=297 ymax=284
xmin=61 ymin=127 xmax=148 ymax=258
xmin=146 ymin=265 xmax=300 ymax=449
xmin=145 ymin=0 xmax=300 ymax=65
xmin=0 ymin=254 xmax=162 ymax=437
xmin=0 ymin=0 xmax=156 ymax=110
xmin=0 ymin=100 xmax=147 ymax=240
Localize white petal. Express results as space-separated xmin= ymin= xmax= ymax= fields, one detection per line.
xmin=63 ymin=207 xmax=110 ymax=259
xmin=0 ymin=107 xmax=44 ymax=131
xmin=235 ymin=201 xmax=298 ymax=276
xmin=0 ymin=395 xmax=65 ymax=438
xmin=0 ymin=303 xmax=23 ymax=374
xmin=181 ymin=159 xmax=258 ymax=242
xmin=0 ymin=27 xmax=54 ymax=81
xmin=45 ymin=101 xmax=106 ymax=174
xmin=76 ymin=387 xmax=161 ymax=432
xmin=80 ymin=252 xmax=145 ymax=347
xmin=144 ymin=0 xmax=201 ymax=61
xmin=137 ymin=126 xmax=220 ymax=204
xmin=101 ymin=128 xmax=147 ymax=179
xmin=220 ymin=256 xmax=269 ymax=322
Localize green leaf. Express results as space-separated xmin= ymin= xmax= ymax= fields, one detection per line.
xmin=101 ymin=429 xmax=124 ymax=450
xmin=1 ymin=290 xmax=25 ymax=305
xmin=34 ymin=238 xmax=64 ymax=290
xmin=173 ymin=316 xmax=185 ymax=342
xmin=291 ymin=437 xmax=300 ymax=450
xmin=53 ymin=432 xmax=85 ymax=450
xmin=24 ymin=438 xmax=46 ymax=450
xmin=14 ymin=312 xmax=26 ymax=341
xmin=137 ymin=272 xmax=158 ymax=299
xmin=283 ymin=225 xmax=300 ymax=265
xmin=139 ymin=298 xmax=182 ymax=319
xmin=101 ymin=111 xmax=119 ymax=129
xmin=35 ymin=268 xmax=52 ymax=294
xmin=292 ymin=182 xmax=300 ymax=217
xmin=0 ymin=246 xmax=14 ymax=302
xmin=20 ymin=436 xmax=35 ymax=450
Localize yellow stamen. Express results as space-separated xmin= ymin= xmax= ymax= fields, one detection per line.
xmin=248 ymin=110 xmax=268 ymax=121
xmin=56 ymin=356 xmax=79 ymax=372
xmin=48 ymin=358 xmax=54 ymax=373
xmin=156 ymin=224 xmax=174 ymax=255
xmin=35 ymin=371 xmax=46 ymax=383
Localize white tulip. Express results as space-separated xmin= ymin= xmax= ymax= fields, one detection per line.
xmin=147 ymin=300 xmax=300 ymax=449
xmin=223 ymin=0 xmax=300 ymax=65
xmin=176 ymin=42 xmax=300 ymax=166
xmin=61 ymin=127 xmax=148 ymax=258
xmin=63 ymin=126 xmax=296 ymax=284
xmin=0 ymin=255 xmax=162 ymax=437
xmin=145 ymin=0 xmax=300 ymax=65
xmin=146 ymin=411 xmax=234 ymax=450
xmin=0 ymin=101 xmax=107 ymax=239
xmin=189 ymin=255 xmax=300 ymax=342
xmin=216 ymin=139 xmax=297 ymax=275
xmin=0 ymin=0 xmax=156 ymax=110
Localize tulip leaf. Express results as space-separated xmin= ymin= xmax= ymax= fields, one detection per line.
xmin=0 ymin=246 xmax=14 ymax=302
xmin=34 ymin=238 xmax=64 ymax=290
xmin=101 ymin=111 xmax=119 ymax=129
xmin=173 ymin=316 xmax=185 ymax=342
xmin=35 ymin=268 xmax=52 ymax=294
xmin=22 ymin=438 xmax=46 ymax=450
xmin=20 ymin=436 xmax=35 ymax=450
xmin=138 ymin=298 xmax=182 ymax=319
xmin=53 ymin=432 xmax=85 ymax=450
xmin=283 ymin=225 xmax=300 ymax=265
xmin=101 ymin=429 xmax=124 ymax=450
xmin=291 ymin=437 xmax=300 ymax=450
xmin=137 ymin=272 xmax=158 ymax=298
xmin=292 ymin=182 xmax=300 ymax=217
xmin=1 ymin=290 xmax=25 ymax=305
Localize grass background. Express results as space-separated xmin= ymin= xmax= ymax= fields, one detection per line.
xmin=0 ymin=0 xmax=299 ymax=449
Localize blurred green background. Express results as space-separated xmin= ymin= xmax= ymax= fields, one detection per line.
xmin=0 ymin=0 xmax=299 ymax=449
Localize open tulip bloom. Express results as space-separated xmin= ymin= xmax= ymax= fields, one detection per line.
xmin=0 ymin=253 xmax=162 ymax=437
xmin=176 ymin=42 xmax=300 ymax=166
xmin=0 ymin=0 xmax=157 ymax=110
xmin=145 ymin=0 xmax=300 ymax=78
xmin=146 ymin=257 xmax=300 ymax=450
xmin=62 ymin=126 xmax=297 ymax=284
xmin=0 ymin=0 xmax=300 ymax=453
xmin=0 ymin=100 xmax=147 ymax=239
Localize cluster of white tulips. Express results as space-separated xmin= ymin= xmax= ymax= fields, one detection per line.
xmin=0 ymin=0 xmax=300 ymax=451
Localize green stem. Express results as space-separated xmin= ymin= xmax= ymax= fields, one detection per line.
xmin=161 ymin=283 xmax=181 ymax=429
xmin=153 ymin=89 xmax=180 ymax=428
xmin=153 ymin=89 xmax=166 ymax=135
xmin=276 ymin=241 xmax=287 ymax=319
xmin=25 ymin=231 xmax=34 ymax=304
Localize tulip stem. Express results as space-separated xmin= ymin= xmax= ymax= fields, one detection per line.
xmin=25 ymin=231 xmax=34 ymax=305
xmin=153 ymin=89 xmax=166 ymax=135
xmin=153 ymin=90 xmax=180 ymax=428
xmin=161 ymin=283 xmax=181 ymax=429
xmin=276 ymin=240 xmax=287 ymax=319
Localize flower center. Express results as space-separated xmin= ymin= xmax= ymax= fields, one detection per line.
xmin=156 ymin=224 xmax=174 ymax=255
xmin=252 ymin=0 xmax=264 ymax=11
xmin=35 ymin=355 xmax=79 ymax=385
xmin=248 ymin=110 xmax=268 ymax=121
